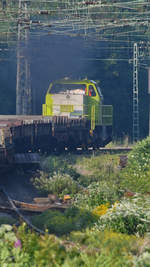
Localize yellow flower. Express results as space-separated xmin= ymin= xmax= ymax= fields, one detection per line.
xmin=92 ymin=203 xmax=109 ymax=216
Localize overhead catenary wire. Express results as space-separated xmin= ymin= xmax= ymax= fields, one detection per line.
xmin=0 ymin=1 xmax=150 ymax=61
xmin=0 ymin=0 xmax=149 ymax=141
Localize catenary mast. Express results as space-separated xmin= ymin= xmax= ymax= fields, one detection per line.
xmin=133 ymin=43 xmax=139 ymax=142
xmin=16 ymin=0 xmax=32 ymax=115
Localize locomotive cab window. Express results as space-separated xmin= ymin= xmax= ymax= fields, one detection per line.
xmin=88 ymin=85 xmax=96 ymax=97
xmin=50 ymin=83 xmax=86 ymax=95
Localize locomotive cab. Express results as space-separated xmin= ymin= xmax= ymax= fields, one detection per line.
xmin=42 ymin=79 xmax=113 ymax=145
xmin=43 ymin=79 xmax=102 ymax=119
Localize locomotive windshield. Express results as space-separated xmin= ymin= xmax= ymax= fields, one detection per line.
xmin=50 ymin=83 xmax=86 ymax=95
xmin=97 ymin=86 xmax=103 ymax=98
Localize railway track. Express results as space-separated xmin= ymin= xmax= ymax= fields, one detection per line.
xmin=0 ymin=147 xmax=131 ymax=171
xmin=75 ymin=146 xmax=132 ymax=154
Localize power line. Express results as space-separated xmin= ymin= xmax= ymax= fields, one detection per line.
xmin=0 ymin=0 xmax=150 ymax=140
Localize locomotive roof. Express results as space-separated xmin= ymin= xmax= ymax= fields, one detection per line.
xmin=52 ymin=79 xmax=97 ymax=84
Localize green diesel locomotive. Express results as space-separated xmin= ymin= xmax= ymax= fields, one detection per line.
xmin=43 ymin=79 xmax=113 ymax=148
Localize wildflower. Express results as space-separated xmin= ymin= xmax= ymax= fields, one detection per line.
xmin=92 ymin=203 xmax=109 ymax=216
xmin=14 ymin=239 xmax=22 ymax=249
xmin=111 ymin=201 xmax=119 ymax=211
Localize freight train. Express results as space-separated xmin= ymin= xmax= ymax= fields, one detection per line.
xmin=0 ymin=79 xmax=113 ymax=165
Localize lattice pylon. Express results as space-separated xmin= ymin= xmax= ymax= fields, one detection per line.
xmin=133 ymin=43 xmax=139 ymax=142
xmin=16 ymin=0 xmax=32 ymax=115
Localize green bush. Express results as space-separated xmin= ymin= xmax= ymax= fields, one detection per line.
xmin=0 ymin=224 xmax=31 ymax=266
xmin=68 ymin=229 xmax=139 ymax=267
xmin=121 ymin=170 xmax=150 ymax=193
xmin=31 ymin=207 xmax=98 ymax=235
xmin=0 ymin=223 xmax=148 ymax=267
xmin=77 ymin=174 xmax=101 ymax=187
xmin=69 ymin=229 xmax=138 ymax=253
xmin=16 ymin=223 xmax=67 ymax=266
xmin=120 ymin=136 xmax=150 ymax=193
xmin=0 ymin=216 xmax=16 ymax=226
xmin=74 ymin=180 xmax=123 ymax=210
xmin=32 ymin=171 xmax=80 ymax=197
xmin=127 ymin=136 xmax=150 ymax=172
xmin=94 ymin=196 xmax=150 ymax=236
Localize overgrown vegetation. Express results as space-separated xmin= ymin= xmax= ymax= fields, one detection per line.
xmin=31 ymin=137 xmax=150 ymax=233
xmin=1 ymin=136 xmax=150 ymax=265
xmin=32 ymin=207 xmax=97 ymax=236
xmin=1 ymin=223 xmax=150 ymax=266
xmin=32 ymin=171 xmax=80 ymax=197
xmin=120 ymin=137 xmax=150 ymax=193
xmin=0 ymin=216 xmax=16 ymax=226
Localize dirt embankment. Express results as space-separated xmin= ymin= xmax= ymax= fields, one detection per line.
xmin=0 ymin=167 xmax=39 ymax=202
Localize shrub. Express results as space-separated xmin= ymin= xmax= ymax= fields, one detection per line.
xmin=0 ymin=224 xmax=68 ymax=266
xmin=121 ymin=170 xmax=150 ymax=193
xmin=32 ymin=171 xmax=80 ymax=197
xmin=120 ymin=136 xmax=150 ymax=193
xmin=77 ymin=174 xmax=102 ymax=187
xmin=68 ymin=229 xmax=139 ymax=267
xmin=16 ymin=223 xmax=67 ymax=266
xmin=74 ymin=180 xmax=123 ymax=210
xmin=0 ymin=216 xmax=16 ymax=226
xmin=94 ymin=196 xmax=150 ymax=236
xmin=0 ymin=224 xmax=31 ymax=266
xmin=31 ymin=207 xmax=98 ymax=235
xmin=0 ymin=223 xmax=147 ymax=267
xmin=127 ymin=136 xmax=150 ymax=173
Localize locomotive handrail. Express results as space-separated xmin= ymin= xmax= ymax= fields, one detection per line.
xmin=91 ymin=105 xmax=95 ymax=131
xmin=101 ymin=105 xmax=113 ymax=125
